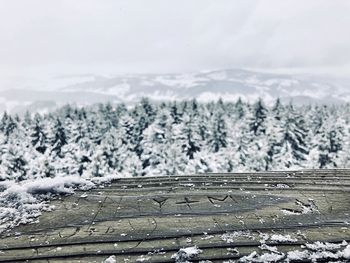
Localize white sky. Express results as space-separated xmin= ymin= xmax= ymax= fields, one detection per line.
xmin=0 ymin=0 xmax=350 ymax=77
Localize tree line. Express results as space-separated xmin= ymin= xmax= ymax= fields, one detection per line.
xmin=0 ymin=98 xmax=348 ymax=182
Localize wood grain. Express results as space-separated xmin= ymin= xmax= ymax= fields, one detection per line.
xmin=1 ymin=169 xmax=350 ymax=262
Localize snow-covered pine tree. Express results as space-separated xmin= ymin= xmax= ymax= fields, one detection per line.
xmin=130 ymin=98 xmax=157 ymax=159
xmin=169 ymin=101 xmax=182 ymax=124
xmin=234 ymin=97 xmax=246 ymax=120
xmin=228 ymin=110 xmax=251 ymax=172
xmin=49 ymin=118 xmax=68 ymax=159
xmin=30 ymin=113 xmax=48 ymax=154
xmin=272 ymin=104 xmax=309 ymax=169
xmin=249 ymin=99 xmax=267 ymax=136
xmin=22 ymin=111 xmax=32 ymax=131
xmin=0 ymin=112 xmax=18 ymax=139
xmin=309 ymin=114 xmax=344 ymax=168
xmin=141 ymin=108 xmax=170 ymax=175
xmin=208 ymin=108 xmax=227 ymax=153
xmin=241 ymin=99 xmax=269 ymax=171
xmin=100 ymin=102 xmax=119 ymax=129
xmin=265 ymin=106 xmax=284 ymax=170
xmin=272 ymin=98 xmax=284 ymax=121
xmin=116 ymin=113 xmax=143 ymax=176
xmin=179 ymin=114 xmax=202 ymax=160
xmin=1 ymin=140 xmax=29 ymax=182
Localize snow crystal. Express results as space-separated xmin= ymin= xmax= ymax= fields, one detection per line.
xmin=172 ymin=246 xmax=202 ymax=263
xmin=237 ymin=238 xmax=350 ymax=262
xmin=306 ymin=241 xmax=343 ymax=251
xmin=103 ymin=255 xmax=117 ymax=263
xmin=239 ymin=251 xmax=257 ymax=262
xmin=221 ymin=231 xmax=252 ymax=243
xmin=342 ymin=245 xmax=350 ymax=259
xmin=314 ymin=251 xmax=340 ymax=260
xmin=227 ymin=247 xmax=240 ymax=255
xmin=258 ymin=252 xmax=285 ymax=262
xmin=179 ymin=183 xmax=195 ymax=187
xmin=281 ymin=199 xmax=319 ymax=216
xmin=287 ymin=250 xmax=310 ymax=260
xmin=136 ymin=255 xmax=151 ymax=262
xmin=181 ymin=246 xmax=202 ymax=256
xmin=280 ymin=209 xmax=301 ymax=215
xmin=270 ymin=234 xmax=297 ymax=243
xmin=275 ymin=183 xmax=290 ymax=189
xmin=201 ymin=234 xmax=214 ymax=240
xmin=259 ymin=243 xmax=279 ymax=253
xmin=259 ymin=233 xmax=270 ymax=243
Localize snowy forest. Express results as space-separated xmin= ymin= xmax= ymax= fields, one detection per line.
xmin=0 ymin=98 xmax=349 ymax=183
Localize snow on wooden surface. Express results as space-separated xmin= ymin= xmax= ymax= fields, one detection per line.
xmin=0 ymin=169 xmax=350 ymax=262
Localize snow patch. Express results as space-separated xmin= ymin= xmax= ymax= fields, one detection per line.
xmin=270 ymin=234 xmax=297 ymax=243
xmin=238 ymin=240 xmax=349 ymax=262
xmin=136 ymin=255 xmax=151 ymax=262
xmin=103 ymin=255 xmax=117 ymax=263
xmin=0 ymin=175 xmax=116 ymax=233
xmin=221 ymin=231 xmax=253 ymax=243
xmin=172 ymin=246 xmax=202 ymax=263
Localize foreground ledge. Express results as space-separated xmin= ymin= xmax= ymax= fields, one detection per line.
xmin=1 ymin=169 xmax=350 ymax=262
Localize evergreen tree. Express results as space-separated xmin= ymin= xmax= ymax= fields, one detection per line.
xmin=123 ymin=151 xmax=143 ymax=177
xmin=23 ymin=111 xmax=32 ymax=130
xmin=233 ymin=123 xmax=251 ymax=171
xmin=130 ymin=98 xmax=157 ymax=158
xmin=0 ymin=112 xmax=9 ymax=133
xmin=235 ymin=98 xmax=245 ymax=120
xmin=1 ymin=143 xmax=28 ymax=182
xmin=272 ymin=104 xmax=309 ymax=169
xmin=178 ymin=115 xmax=202 ymax=160
xmin=0 ymin=112 xmax=17 ymax=138
xmin=272 ymin=98 xmax=284 ymax=121
xmin=141 ymin=109 xmax=169 ymax=172
xmin=30 ymin=114 xmax=47 ymax=154
xmin=50 ymin=118 xmax=68 ymax=158
xmin=249 ymin=99 xmax=267 ymax=136
xmin=208 ymin=110 xmax=227 ymax=153
xmin=170 ymin=101 xmax=182 ymax=124
xmin=309 ymin=116 xmax=344 ymax=168
xmin=141 ymin=108 xmax=186 ymax=175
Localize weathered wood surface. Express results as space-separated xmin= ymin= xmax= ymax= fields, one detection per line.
xmin=1 ymin=169 xmax=350 ymax=262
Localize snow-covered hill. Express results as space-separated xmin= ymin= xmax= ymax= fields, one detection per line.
xmin=0 ymin=69 xmax=348 ymax=113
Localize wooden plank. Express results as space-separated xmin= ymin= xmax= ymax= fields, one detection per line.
xmin=1 ymin=169 xmax=350 ymax=262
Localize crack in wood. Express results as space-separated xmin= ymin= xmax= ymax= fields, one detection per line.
xmin=88 ymin=196 xmax=107 ymax=231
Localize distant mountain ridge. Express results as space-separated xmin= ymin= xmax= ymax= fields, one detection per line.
xmin=0 ymin=69 xmax=348 ymax=113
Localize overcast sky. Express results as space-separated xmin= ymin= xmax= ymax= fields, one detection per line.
xmin=0 ymin=0 xmax=350 ymax=77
